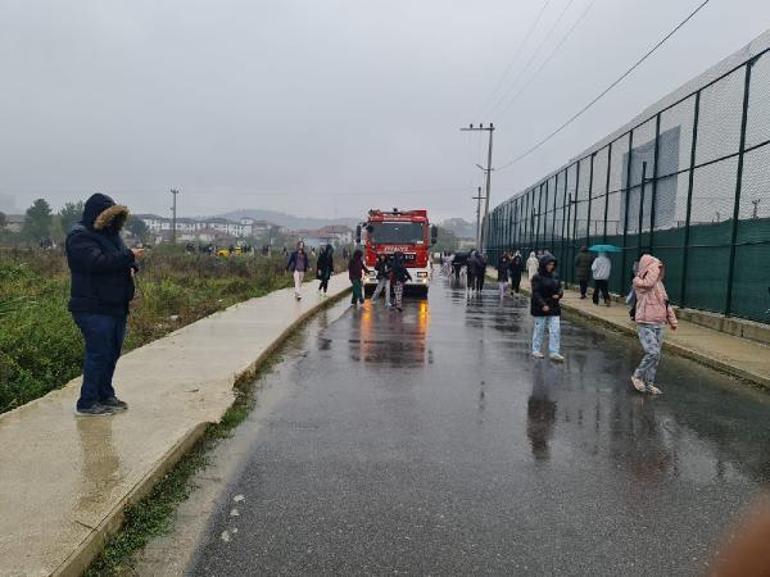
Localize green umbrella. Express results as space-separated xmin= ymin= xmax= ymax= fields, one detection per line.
xmin=588 ymin=244 xmax=621 ymax=253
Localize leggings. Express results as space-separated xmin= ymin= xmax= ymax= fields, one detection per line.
xmin=634 ymin=324 xmax=663 ymax=385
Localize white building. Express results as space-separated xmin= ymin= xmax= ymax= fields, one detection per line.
xmin=133 ymin=214 xmax=271 ymax=240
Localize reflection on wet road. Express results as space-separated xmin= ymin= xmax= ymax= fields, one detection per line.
xmin=189 ymin=280 xmax=770 ymax=577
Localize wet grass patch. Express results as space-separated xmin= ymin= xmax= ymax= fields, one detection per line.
xmin=83 ymin=349 xmax=286 ymax=577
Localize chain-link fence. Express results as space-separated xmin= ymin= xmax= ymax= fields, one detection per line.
xmin=486 ymin=33 xmax=770 ymax=324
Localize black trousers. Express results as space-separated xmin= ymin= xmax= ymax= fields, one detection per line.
xmin=593 ymin=279 xmax=610 ymax=304
xmin=579 ymin=279 xmax=589 ymax=297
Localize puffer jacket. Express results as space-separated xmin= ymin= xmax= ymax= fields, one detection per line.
xmin=66 ymin=193 xmax=136 ymax=317
xmin=633 ymin=254 xmax=677 ymax=327
xmin=531 ymin=254 xmax=563 ymax=317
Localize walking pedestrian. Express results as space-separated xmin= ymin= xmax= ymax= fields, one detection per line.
xmin=631 ymin=254 xmax=677 ymax=395
xmin=371 ymin=253 xmax=392 ymax=306
xmin=497 ymin=252 xmax=511 ymax=299
xmin=390 ymin=252 xmax=412 ymax=312
xmin=66 ymin=193 xmax=142 ymax=416
xmin=466 ymin=250 xmax=485 ymax=296
xmin=477 ymin=252 xmax=487 ymax=292
xmin=316 ymin=243 xmax=334 ymax=296
xmin=526 ymin=251 xmax=539 ymax=282
xmin=574 ymin=246 xmax=593 ymax=299
xmin=530 ymin=254 xmax=564 ymax=362
xmin=591 ymin=251 xmax=612 ymax=306
xmin=348 ymin=248 xmax=369 ymax=306
xmin=509 ymin=251 xmax=524 ymax=294
xmin=286 ymin=241 xmax=309 ymax=300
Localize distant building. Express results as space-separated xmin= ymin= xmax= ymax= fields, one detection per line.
xmin=133 ymin=214 xmax=272 ymax=242
xmin=294 ymin=225 xmax=354 ymax=248
xmin=2 ymin=214 xmax=25 ymax=233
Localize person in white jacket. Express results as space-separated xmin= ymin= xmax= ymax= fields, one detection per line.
xmin=591 ymin=252 xmax=612 ymax=306
xmin=526 ymin=251 xmax=539 ymax=281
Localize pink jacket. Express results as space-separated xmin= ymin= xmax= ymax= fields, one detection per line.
xmin=633 ymin=255 xmax=677 ymax=327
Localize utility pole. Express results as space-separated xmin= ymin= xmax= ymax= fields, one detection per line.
xmin=460 ymin=123 xmax=495 ymax=250
xmin=473 ymin=186 xmax=484 ymax=249
xmin=170 ymin=188 xmax=180 ymax=244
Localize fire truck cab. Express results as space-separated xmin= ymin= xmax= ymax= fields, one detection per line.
xmin=356 ymin=208 xmax=437 ymax=296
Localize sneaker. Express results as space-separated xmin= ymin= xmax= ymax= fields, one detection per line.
xmin=101 ymin=396 xmax=128 ymax=412
xmin=74 ymin=403 xmax=114 ymax=417
xmin=396 ymin=307 xmax=403 ymax=312
xmin=549 ymin=353 xmax=565 ymax=362
xmin=532 ymin=351 xmax=545 ymax=359
xmin=631 ymin=375 xmax=646 ymax=393
xmin=646 ymin=384 xmax=663 ymax=395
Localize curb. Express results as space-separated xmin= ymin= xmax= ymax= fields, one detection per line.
xmin=53 ymin=285 xmax=352 ymax=577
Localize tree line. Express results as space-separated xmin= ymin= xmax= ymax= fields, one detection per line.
xmin=0 ymin=198 xmax=148 ymax=246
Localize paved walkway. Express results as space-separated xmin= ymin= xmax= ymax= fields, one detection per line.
xmin=501 ymin=273 xmax=770 ymax=389
xmin=0 ymin=275 xmax=350 ymax=577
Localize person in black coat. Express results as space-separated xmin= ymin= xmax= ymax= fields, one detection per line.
xmin=371 ymin=253 xmax=392 ymax=306
xmin=530 ymin=254 xmax=564 ymax=362
xmin=66 ymin=193 xmax=143 ymax=416
xmin=316 ymin=244 xmax=334 ymax=295
xmin=390 ymin=252 xmax=413 ymax=312
xmin=509 ymin=251 xmax=524 ymax=294
xmin=497 ymin=252 xmax=511 ymax=300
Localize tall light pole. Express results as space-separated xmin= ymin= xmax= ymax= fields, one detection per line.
xmin=170 ymin=188 xmax=180 ymax=244
xmin=460 ymin=123 xmax=495 ymax=250
xmin=473 ymin=186 xmax=483 ymax=249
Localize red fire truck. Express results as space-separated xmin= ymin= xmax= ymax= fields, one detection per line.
xmin=357 ymin=208 xmax=437 ymax=296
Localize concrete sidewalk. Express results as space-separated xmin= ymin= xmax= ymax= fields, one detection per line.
xmin=0 ymin=275 xmax=351 ymax=577
xmin=495 ymin=272 xmax=770 ymax=389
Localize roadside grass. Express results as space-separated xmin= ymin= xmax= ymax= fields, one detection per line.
xmin=0 ymin=247 xmax=294 ymax=413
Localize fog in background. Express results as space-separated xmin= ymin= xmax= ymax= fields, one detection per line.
xmin=1 ymin=0 xmax=769 ymax=222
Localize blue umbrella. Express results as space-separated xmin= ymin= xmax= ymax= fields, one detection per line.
xmin=588 ymin=244 xmax=621 ymax=253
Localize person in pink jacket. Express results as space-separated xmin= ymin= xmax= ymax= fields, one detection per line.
xmin=631 ymin=254 xmax=678 ymax=395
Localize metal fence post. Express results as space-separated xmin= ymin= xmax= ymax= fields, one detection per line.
xmin=540 ymin=178 xmax=553 ymax=252
xmin=649 ymin=113 xmax=661 ymax=252
xmin=603 ymin=142 xmax=613 ymax=243
xmin=586 ymin=153 xmax=595 ymax=244
xmin=680 ymin=91 xmax=701 ymax=306
xmin=725 ymin=59 xmax=755 ymax=317
xmin=561 ymin=169 xmax=569 ymax=270
xmin=571 ymin=162 xmax=581 ymax=284
xmin=639 ymin=161 xmax=647 ymax=256
xmin=552 ymin=173 xmax=559 ymax=255
xmin=621 ymin=132 xmax=634 ymax=291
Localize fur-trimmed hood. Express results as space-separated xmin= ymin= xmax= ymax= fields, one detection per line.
xmin=81 ymin=193 xmax=129 ymax=232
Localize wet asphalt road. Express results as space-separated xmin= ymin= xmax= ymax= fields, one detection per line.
xmin=187 ymin=279 xmax=770 ymax=577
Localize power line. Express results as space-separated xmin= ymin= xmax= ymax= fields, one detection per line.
xmin=496 ymin=0 xmax=712 ymax=172
xmin=477 ymin=0 xmax=552 ymax=118
xmin=490 ymin=0 xmax=578 ymax=116
xmin=498 ymin=0 xmax=599 ymax=116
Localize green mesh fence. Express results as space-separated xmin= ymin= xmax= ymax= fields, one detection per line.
xmin=485 ymin=43 xmax=770 ymax=324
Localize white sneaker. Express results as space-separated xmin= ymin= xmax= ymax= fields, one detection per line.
xmin=532 ymin=351 xmax=545 ymax=359
xmin=549 ymin=353 xmax=565 ymax=362
xmin=631 ymin=375 xmax=646 ymax=393
xmin=646 ymin=384 xmax=663 ymax=395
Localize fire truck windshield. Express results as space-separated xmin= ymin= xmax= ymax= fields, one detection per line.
xmin=368 ymin=222 xmax=425 ymax=244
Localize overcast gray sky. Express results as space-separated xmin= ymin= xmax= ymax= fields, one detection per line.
xmin=1 ymin=0 xmax=768 ymax=222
